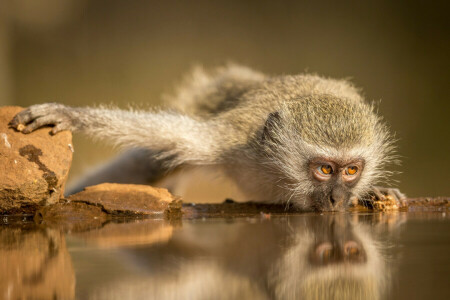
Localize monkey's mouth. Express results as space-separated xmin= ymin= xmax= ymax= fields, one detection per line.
xmin=309 ymin=196 xmax=349 ymax=212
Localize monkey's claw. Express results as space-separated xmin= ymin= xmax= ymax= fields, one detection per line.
xmin=364 ymin=186 xmax=407 ymax=210
xmin=9 ymin=103 xmax=73 ymax=134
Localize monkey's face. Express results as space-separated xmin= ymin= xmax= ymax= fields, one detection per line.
xmin=258 ymin=102 xmax=391 ymax=212
xmin=308 ymin=158 xmax=364 ymax=211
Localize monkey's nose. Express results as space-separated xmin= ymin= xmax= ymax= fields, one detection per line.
xmin=329 ymin=196 xmax=343 ymax=210
xmin=329 ymin=190 xmax=346 ymax=210
xmin=329 ymin=195 xmax=336 ymax=205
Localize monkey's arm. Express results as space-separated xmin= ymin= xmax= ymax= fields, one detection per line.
xmin=10 ymin=103 xmax=223 ymax=164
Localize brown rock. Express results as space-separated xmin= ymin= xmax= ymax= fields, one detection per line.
xmin=401 ymin=197 xmax=450 ymax=211
xmin=35 ymin=201 xmax=107 ymax=231
xmin=68 ymin=183 xmax=180 ymax=216
xmin=0 ymin=106 xmax=73 ymax=214
xmin=181 ymin=201 xmax=300 ymax=218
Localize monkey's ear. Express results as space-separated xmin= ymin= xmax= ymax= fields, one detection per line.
xmin=261 ymin=111 xmax=281 ymax=144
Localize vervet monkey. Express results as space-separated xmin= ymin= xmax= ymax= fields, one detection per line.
xmin=10 ymin=64 xmax=404 ymax=211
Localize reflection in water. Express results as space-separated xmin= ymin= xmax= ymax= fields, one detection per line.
xmin=73 ymin=219 xmax=174 ymax=248
xmin=0 ymin=214 xmax=408 ymax=299
xmin=0 ymin=225 xmax=75 ymax=300
xmin=68 ymin=214 xmax=397 ymax=300
xmin=269 ymin=216 xmax=387 ymax=300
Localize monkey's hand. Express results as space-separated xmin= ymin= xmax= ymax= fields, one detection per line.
xmin=364 ymin=186 xmax=407 ymax=210
xmin=9 ymin=103 xmax=79 ymax=134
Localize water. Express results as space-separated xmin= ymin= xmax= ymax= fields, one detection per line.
xmin=1 ymin=211 xmax=449 ymax=300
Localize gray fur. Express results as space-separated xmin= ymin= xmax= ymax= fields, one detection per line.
xmin=11 ymin=64 xmax=402 ymax=211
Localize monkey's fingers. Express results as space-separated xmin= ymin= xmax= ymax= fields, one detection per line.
xmin=11 ymin=111 xmax=54 ymax=134
xmin=9 ymin=103 xmax=67 ymax=134
xmin=370 ymin=187 xmax=386 ymax=201
xmin=384 ymin=187 xmax=407 ymax=207
xmin=9 ymin=108 xmax=35 ymax=129
xmin=370 ymin=186 xmax=407 ymax=208
xmin=22 ymin=116 xmax=61 ymax=134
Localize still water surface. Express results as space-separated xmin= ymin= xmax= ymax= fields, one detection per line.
xmin=1 ymin=212 xmax=449 ymax=299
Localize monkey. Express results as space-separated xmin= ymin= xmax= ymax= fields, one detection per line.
xmin=9 ymin=64 xmax=405 ymax=211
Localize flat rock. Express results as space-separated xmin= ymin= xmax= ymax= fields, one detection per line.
xmin=67 ymin=183 xmax=181 ymax=216
xmin=34 ymin=201 xmax=107 ymax=231
xmin=402 ymin=197 xmax=450 ymax=211
xmin=0 ymin=106 xmax=73 ymax=214
xmin=181 ymin=201 xmax=299 ymax=218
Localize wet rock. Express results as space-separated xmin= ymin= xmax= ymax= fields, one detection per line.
xmin=67 ymin=183 xmax=181 ymax=216
xmin=35 ymin=201 xmax=107 ymax=231
xmin=351 ymin=196 xmax=450 ymax=212
xmin=0 ymin=106 xmax=73 ymax=214
xmin=401 ymin=197 xmax=450 ymax=212
xmin=181 ymin=201 xmax=300 ymax=218
xmin=34 ymin=184 xmax=181 ymax=227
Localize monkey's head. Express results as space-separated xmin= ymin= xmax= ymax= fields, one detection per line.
xmin=259 ymin=95 xmax=395 ymax=211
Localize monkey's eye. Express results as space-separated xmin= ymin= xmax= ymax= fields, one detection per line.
xmin=346 ymin=166 xmax=358 ymax=175
xmin=319 ymin=165 xmax=333 ymax=175
xmin=315 ymin=243 xmax=334 ymax=264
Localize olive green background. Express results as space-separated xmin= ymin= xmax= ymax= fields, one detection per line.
xmin=1 ymin=0 xmax=448 ymax=197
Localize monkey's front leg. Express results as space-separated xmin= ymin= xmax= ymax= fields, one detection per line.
xmin=9 ymin=103 xmax=82 ymax=134
xmin=10 ymin=103 xmax=223 ymax=164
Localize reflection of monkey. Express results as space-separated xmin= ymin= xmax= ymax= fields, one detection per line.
xmin=11 ymin=64 xmax=404 ymax=211
xmin=80 ymin=215 xmax=393 ymax=300
xmin=269 ymin=216 xmax=388 ymax=300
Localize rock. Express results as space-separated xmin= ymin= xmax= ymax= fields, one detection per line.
xmin=401 ymin=197 xmax=450 ymax=211
xmin=35 ymin=201 xmax=107 ymax=231
xmin=67 ymin=183 xmax=181 ymax=216
xmin=0 ymin=106 xmax=73 ymax=214
xmin=181 ymin=201 xmax=300 ymax=218
xmin=35 ymin=183 xmax=182 ymax=228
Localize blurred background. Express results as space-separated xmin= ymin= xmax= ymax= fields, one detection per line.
xmin=0 ymin=0 xmax=448 ymax=197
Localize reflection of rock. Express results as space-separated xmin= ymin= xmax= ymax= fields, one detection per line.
xmin=73 ymin=219 xmax=173 ymax=248
xmin=0 ymin=106 xmax=73 ymax=214
xmin=0 ymin=225 xmax=75 ymax=299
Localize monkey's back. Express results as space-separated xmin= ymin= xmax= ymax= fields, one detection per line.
xmin=167 ymin=65 xmax=364 ymax=119
xmin=165 ymin=64 xmax=265 ymax=117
